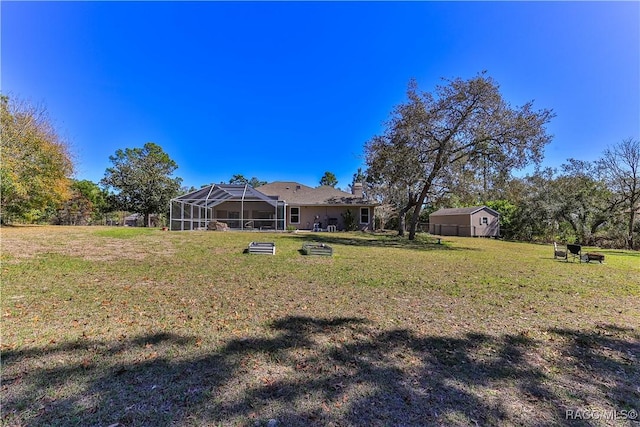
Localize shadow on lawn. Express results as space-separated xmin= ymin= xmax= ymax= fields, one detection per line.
xmin=287 ymin=232 xmax=466 ymax=252
xmin=598 ymin=250 xmax=640 ymax=258
xmin=3 ymin=319 xmax=638 ymax=426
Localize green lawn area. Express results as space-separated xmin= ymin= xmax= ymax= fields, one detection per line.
xmin=2 ymin=226 xmax=639 ymax=426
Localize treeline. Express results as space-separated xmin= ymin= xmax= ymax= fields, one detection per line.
xmin=405 ymin=151 xmax=637 ymax=250
xmin=2 ymin=76 xmax=638 ymax=250
xmin=493 ymin=150 xmax=639 ymax=250
xmin=1 ymin=95 xmax=182 ymax=227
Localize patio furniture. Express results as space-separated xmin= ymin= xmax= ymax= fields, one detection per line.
xmin=553 ymin=242 xmax=567 ymax=260
xmin=567 ymin=244 xmax=582 ymax=262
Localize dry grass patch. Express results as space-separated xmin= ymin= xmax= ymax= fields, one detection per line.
xmin=1 ymin=225 xmax=175 ymax=262
xmin=2 ymin=226 xmax=639 ymax=426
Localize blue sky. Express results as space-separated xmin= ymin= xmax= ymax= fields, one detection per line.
xmin=2 ymin=1 xmax=638 ymax=190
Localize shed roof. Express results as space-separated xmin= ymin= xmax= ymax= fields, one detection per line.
xmin=429 ymin=206 xmax=500 ymax=217
xmin=256 ymin=181 xmax=373 ymax=206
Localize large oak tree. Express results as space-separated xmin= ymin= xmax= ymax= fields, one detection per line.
xmin=101 ymin=142 xmax=182 ymax=226
xmin=365 ymin=73 xmax=555 ymax=239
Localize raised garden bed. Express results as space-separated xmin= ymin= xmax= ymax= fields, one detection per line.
xmin=302 ymin=243 xmax=333 ymax=256
xmin=247 ymin=242 xmax=276 ymax=255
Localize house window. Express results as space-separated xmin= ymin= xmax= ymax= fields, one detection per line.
xmin=290 ymin=207 xmax=300 ymax=224
xmin=360 ymin=207 xmax=370 ymax=224
xmin=481 ymin=217 xmax=488 ymax=225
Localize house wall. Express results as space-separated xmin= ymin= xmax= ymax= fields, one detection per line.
xmin=287 ymin=205 xmax=374 ymax=231
xmin=214 ymin=201 xmax=280 ymax=229
xmin=170 ymin=198 xmax=375 ymax=231
xmin=469 ymin=210 xmax=500 ymax=237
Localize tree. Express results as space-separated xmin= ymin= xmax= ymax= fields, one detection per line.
xmin=550 ymin=159 xmax=619 ymax=245
xmin=228 ymin=174 xmax=267 ymax=187
xmin=0 ymin=95 xmax=74 ymax=223
xmin=54 ymin=180 xmax=108 ymax=225
xmin=507 ymin=168 xmax=559 ymax=242
xmin=319 ymin=171 xmax=338 ymax=187
xmin=366 ymin=134 xmax=424 ymax=234
xmin=485 ymin=199 xmax=518 ymax=238
xmin=101 ymin=142 xmax=182 ymax=227
xmin=599 ymin=138 xmax=640 ymax=249
xmin=365 ymin=73 xmax=554 ymax=239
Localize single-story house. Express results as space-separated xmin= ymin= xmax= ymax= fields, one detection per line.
xmin=170 ymin=184 xmax=284 ymax=231
xmin=169 ymin=181 xmax=375 ymax=231
xmin=256 ymin=181 xmax=375 ymax=231
xmin=429 ymin=206 xmax=500 ymax=237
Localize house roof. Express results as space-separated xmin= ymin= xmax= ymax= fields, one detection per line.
xmin=256 ymin=181 xmax=373 ymax=206
xmin=429 ymin=206 xmax=500 ymax=217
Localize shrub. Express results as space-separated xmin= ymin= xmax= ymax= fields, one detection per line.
xmin=342 ymin=209 xmax=358 ymax=231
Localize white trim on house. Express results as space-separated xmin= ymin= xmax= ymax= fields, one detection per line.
xmin=360 ymin=207 xmax=370 ymax=224
xmin=289 ymin=206 xmax=300 ymax=224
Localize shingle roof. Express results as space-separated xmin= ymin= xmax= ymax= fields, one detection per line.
xmin=429 ymin=206 xmax=499 ymax=217
xmin=256 ymin=181 xmax=372 ymax=206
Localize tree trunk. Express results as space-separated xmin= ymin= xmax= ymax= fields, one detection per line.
xmin=397 ymin=191 xmax=421 ymax=237
xmin=408 ymin=181 xmax=433 ymax=240
xmin=397 ymin=204 xmax=413 ymax=236
xmin=408 ymin=206 xmax=418 ymax=240
xmin=562 ymin=215 xmax=581 ymax=244
xmin=628 ymin=209 xmax=636 ymax=250
xmin=590 ymin=219 xmax=606 ymax=237
xmin=397 ymin=214 xmax=405 ymax=236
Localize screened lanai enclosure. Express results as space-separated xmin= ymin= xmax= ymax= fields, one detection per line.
xmin=170 ymin=184 xmax=286 ymax=231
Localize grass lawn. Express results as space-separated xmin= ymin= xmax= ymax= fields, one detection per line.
xmin=2 ymin=226 xmax=639 ymax=426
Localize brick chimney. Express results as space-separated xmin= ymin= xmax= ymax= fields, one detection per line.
xmin=352 ymin=182 xmax=363 ymax=198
